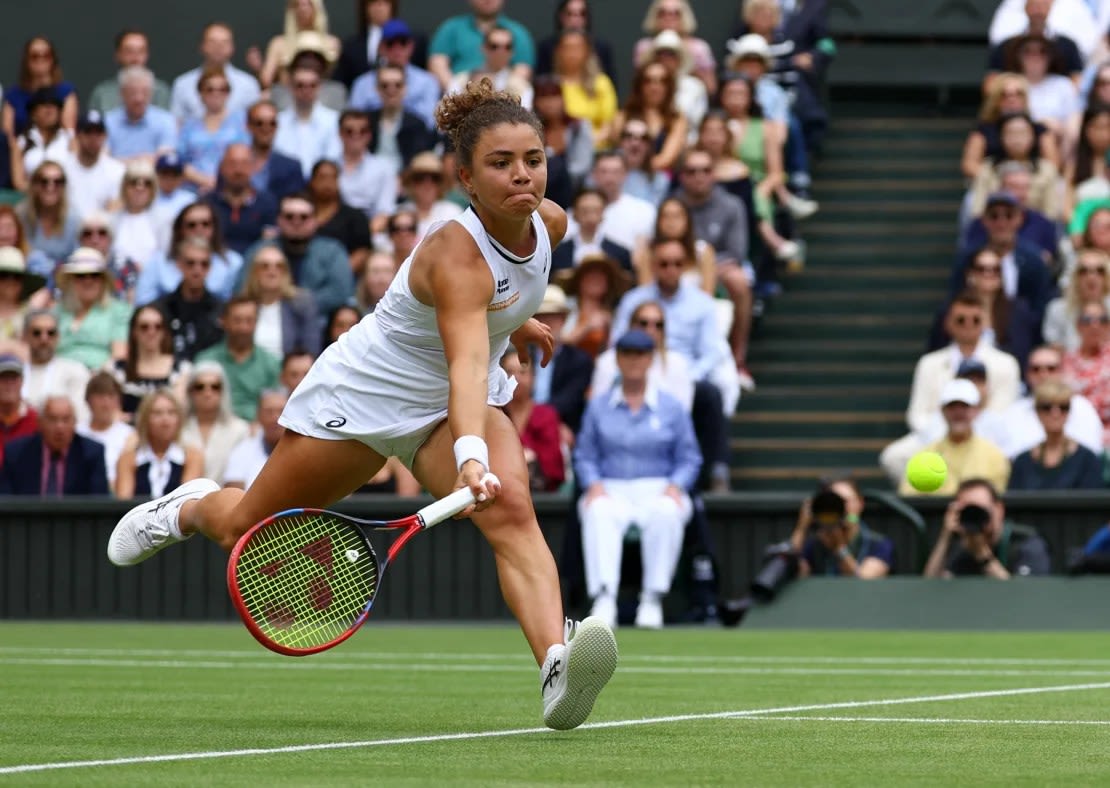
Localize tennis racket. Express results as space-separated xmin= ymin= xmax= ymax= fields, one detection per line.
xmin=227 ymin=475 xmax=498 ymax=656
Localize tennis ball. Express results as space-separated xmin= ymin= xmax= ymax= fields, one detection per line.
xmin=906 ymin=451 xmax=948 ymax=492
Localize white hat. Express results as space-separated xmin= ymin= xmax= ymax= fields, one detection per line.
xmin=726 ymin=33 xmax=772 ymax=69
xmin=536 ymin=284 xmax=570 ymax=315
xmin=940 ymin=378 xmax=981 ymax=408
xmin=56 ymin=247 xmax=111 ymax=289
xmin=640 ymin=30 xmax=692 ymax=74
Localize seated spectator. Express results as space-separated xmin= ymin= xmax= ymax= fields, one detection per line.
xmin=178 ymin=66 xmax=250 ymax=193
xmin=635 ymin=0 xmax=715 ymax=95
xmin=18 ymin=161 xmax=81 ymax=275
xmin=401 ymin=153 xmax=463 ymax=243
xmin=928 ymin=247 xmax=1040 ymax=372
xmin=115 ymin=388 xmax=203 ymax=498
xmin=2 ymin=37 xmax=78 ymax=136
xmin=0 ymin=248 xmax=46 ymax=355
xmin=558 ymin=253 xmax=630 ymax=359
xmin=240 ymin=245 xmax=320 ymax=358
xmin=180 ymin=360 xmax=250 ymax=481
xmin=1007 ymin=34 xmax=1080 ymax=150
xmin=170 ymin=23 xmax=261 ymax=125
xmin=151 ymin=154 xmax=196 ymax=237
xmin=590 ymin=151 xmax=657 ymax=255
xmin=135 ymin=200 xmax=245 ymax=306
xmin=531 ymin=287 xmax=593 ymax=443
xmin=987 ymin=0 xmax=1085 ymax=88
xmin=248 ymin=0 xmax=341 ymax=91
xmin=1076 ymin=205 xmax=1110 ymax=256
xmin=1042 ymin=248 xmax=1110 ymax=351
xmin=196 ymin=296 xmax=282 ymax=421
xmin=273 ymin=64 xmax=341 ymax=179
xmin=501 ymin=350 xmax=565 ymax=492
xmin=1061 ymin=300 xmax=1110 ymax=441
xmin=152 ymin=238 xmax=225 ymax=361
xmin=612 ymin=63 xmax=688 ymax=174
xmin=112 ymin=305 xmax=191 ymax=419
xmin=641 ymin=30 xmax=706 ymax=138
xmin=245 ymin=100 xmax=305 ymax=201
xmin=575 ymin=328 xmax=702 ymax=629
xmin=961 ymin=164 xmax=1058 ymax=261
xmin=0 ymin=208 xmax=50 ymax=298
xmin=76 ymin=371 xmax=135 ymax=488
xmin=1064 ymin=106 xmax=1110 ymax=222
xmin=269 ymin=37 xmax=351 ymax=115
xmin=88 ymin=30 xmax=172 ymax=114
xmin=551 ymin=29 xmax=619 ymax=150
xmin=278 ymin=349 xmax=314 ymax=392
xmin=111 ymin=160 xmax=164 ymax=286
xmin=0 ymin=353 xmax=38 ymax=464
xmin=0 ymin=394 xmax=108 ymax=496
xmin=355 ymin=250 xmax=397 ymax=313
xmin=307 ymin=160 xmax=371 ymax=275
xmin=898 ymin=379 xmax=1011 ymax=496
xmin=961 ymin=72 xmax=1056 ymax=180
xmin=53 ymin=248 xmax=130 ymax=371
xmin=969 ymin=113 xmax=1060 ymax=220
xmin=384 ymin=208 xmax=419 ymax=267
xmin=105 ymin=66 xmax=178 ymax=162
xmin=447 ymin=26 xmax=533 ymax=109
xmin=18 ymin=89 xmax=72 ymax=176
xmin=223 ymin=388 xmax=288 ymax=489
xmin=336 ymin=110 xmax=396 ymax=231
xmin=616 ymin=117 xmax=670 ymax=208
xmin=334 ymin=0 xmax=430 ymax=86
xmin=999 ymin=345 xmax=1104 ymax=457
xmin=532 ymin=77 xmax=593 ymax=210
xmin=923 ymin=478 xmax=1050 ymax=578
xmin=535 ymin=0 xmax=617 ymax=82
xmin=348 ymin=20 xmax=439 ymax=127
xmin=632 ymin=196 xmax=716 ymax=293
xmin=75 ymin=216 xmax=129 ymax=302
xmin=207 ymin=144 xmax=280 ymax=256
xmin=553 ymin=188 xmax=632 ymax=276
xmin=19 ymin=310 xmax=90 ymax=422
xmin=243 ymin=193 xmax=354 ymax=317
xmin=427 ymin=0 xmax=536 ymax=90
xmin=1009 ymin=380 xmax=1104 ymax=490
xmin=62 ymin=112 xmax=125 ymax=222
xmin=322 ymin=303 xmax=363 ymax=347
xmin=789 ymin=480 xmax=893 ymax=579
xmin=366 ymin=65 xmax=436 ymax=173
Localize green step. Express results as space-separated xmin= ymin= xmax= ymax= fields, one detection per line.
xmin=729 ymin=465 xmax=891 ymax=492
xmin=768 ymin=291 xmax=946 ymax=316
xmin=755 ymin=316 xmax=931 ymax=341
xmin=746 ymin=362 xmax=914 ymax=386
xmin=730 ymin=445 xmax=885 ymax=470
xmin=730 ymin=410 xmax=907 ymax=440
xmin=749 ymin=339 xmax=923 ymax=363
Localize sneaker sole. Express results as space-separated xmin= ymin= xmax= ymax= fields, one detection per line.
xmin=544 ymin=618 xmax=618 ymax=731
xmin=106 ymin=478 xmax=220 ymax=566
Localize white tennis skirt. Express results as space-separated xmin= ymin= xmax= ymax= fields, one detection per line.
xmin=278 ymin=318 xmax=516 ymax=469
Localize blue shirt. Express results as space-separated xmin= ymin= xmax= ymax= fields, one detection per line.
xmin=348 ymin=64 xmax=441 ymax=128
xmin=133 ymin=248 xmax=244 ymax=305
xmin=105 ymin=105 xmax=178 ymax=159
xmin=273 ymin=104 xmax=342 ymax=179
xmin=574 ymin=385 xmax=702 ymax=490
xmin=170 ymin=65 xmax=260 ymax=124
xmin=430 ymin=14 xmax=536 ymax=73
xmin=206 ymin=190 xmax=279 ymax=255
xmin=755 ymin=77 xmax=789 ymax=124
xmin=611 ymin=281 xmax=727 ymax=382
xmin=178 ymin=111 xmax=250 ymax=179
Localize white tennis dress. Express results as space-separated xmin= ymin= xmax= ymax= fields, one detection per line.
xmin=279 ymin=207 xmax=552 ymax=467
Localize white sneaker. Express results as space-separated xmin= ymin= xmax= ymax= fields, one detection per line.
xmin=541 ymin=617 xmax=618 ymax=730
xmin=787 ymin=195 xmax=819 ymax=220
xmin=107 ymin=478 xmax=221 ymax=566
xmin=589 ymin=595 xmax=618 ymax=629
xmin=634 ymin=598 xmax=664 ymax=629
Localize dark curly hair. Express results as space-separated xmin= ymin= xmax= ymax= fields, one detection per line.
xmin=434 ymin=78 xmax=544 ymax=168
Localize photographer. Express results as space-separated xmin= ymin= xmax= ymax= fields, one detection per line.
xmin=923 ymin=478 xmax=1051 ymax=579
xmin=789 ymin=478 xmax=894 ymax=579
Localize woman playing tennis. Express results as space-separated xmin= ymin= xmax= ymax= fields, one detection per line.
xmin=107 ymin=80 xmax=618 ymax=731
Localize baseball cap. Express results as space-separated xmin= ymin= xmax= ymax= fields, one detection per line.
xmin=615 ymin=329 xmax=656 ymax=353
xmin=155 ymin=152 xmax=184 ymax=173
xmin=0 ymin=353 xmax=24 ymax=375
xmin=985 ymin=190 xmax=1019 ymax=209
xmin=382 ymin=19 xmax=413 ymax=42
xmin=940 ymin=378 xmax=981 ymax=407
xmin=76 ymin=110 xmax=107 ymax=133
xmin=956 ymin=359 xmax=988 ymax=379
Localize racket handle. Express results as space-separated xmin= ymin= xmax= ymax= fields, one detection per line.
xmin=417 ymin=474 xmax=501 ymax=528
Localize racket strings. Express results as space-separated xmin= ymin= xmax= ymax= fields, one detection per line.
xmin=233 ymin=513 xmax=379 ymax=650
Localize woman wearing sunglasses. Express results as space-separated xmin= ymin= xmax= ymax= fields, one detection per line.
xmin=1008 ymin=380 xmax=1104 ymax=490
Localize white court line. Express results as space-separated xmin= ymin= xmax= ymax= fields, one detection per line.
xmin=5 ymin=646 xmax=1110 ymax=668
xmin=742 ymin=716 xmax=1110 ymax=726
xmin=2 ymin=681 xmax=1109 ymax=776
xmin=8 ymin=656 xmax=1110 ymax=679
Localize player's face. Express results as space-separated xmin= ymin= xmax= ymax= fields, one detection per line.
xmin=466 ymin=123 xmax=547 ymax=218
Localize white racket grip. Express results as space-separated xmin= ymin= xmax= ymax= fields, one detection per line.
xmin=417 ymin=473 xmax=501 ymax=528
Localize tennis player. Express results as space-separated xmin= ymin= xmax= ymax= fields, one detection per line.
xmin=107 ymin=80 xmax=618 ymax=731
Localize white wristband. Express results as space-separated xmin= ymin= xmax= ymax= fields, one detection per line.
xmin=453 ymin=435 xmax=489 ymax=472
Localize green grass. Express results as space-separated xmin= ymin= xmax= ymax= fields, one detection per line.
xmin=4 ymin=624 xmax=1110 ymax=786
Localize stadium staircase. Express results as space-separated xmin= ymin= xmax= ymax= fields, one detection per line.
xmin=731 ymin=105 xmax=969 ymax=492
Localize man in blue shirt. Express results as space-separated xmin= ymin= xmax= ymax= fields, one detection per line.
xmin=105 ymin=66 xmax=177 ymax=162
xmin=427 ymin=0 xmax=536 ymax=89
xmin=170 ymin=22 xmax=261 ymax=124
xmin=348 ymin=20 xmax=441 ymax=128
xmin=575 ymin=329 xmax=702 ymax=630
xmin=207 ymin=144 xmax=279 ymax=255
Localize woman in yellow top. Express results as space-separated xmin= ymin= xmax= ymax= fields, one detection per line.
xmin=552 ymin=29 xmax=617 ymax=150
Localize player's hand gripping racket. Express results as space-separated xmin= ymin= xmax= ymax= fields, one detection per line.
xmin=227 ymin=475 xmax=499 ymax=656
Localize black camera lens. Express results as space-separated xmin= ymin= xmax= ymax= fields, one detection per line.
xmin=959 ymin=504 xmax=991 ymax=533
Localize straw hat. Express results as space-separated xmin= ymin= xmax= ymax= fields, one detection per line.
xmin=56 ymin=247 xmax=111 ymax=289
xmin=0 ymin=247 xmax=47 ymax=301
xmin=536 ymin=284 xmax=570 ymax=315
xmin=639 ymin=30 xmax=692 ymax=74
xmin=557 ymin=254 xmax=632 ymax=307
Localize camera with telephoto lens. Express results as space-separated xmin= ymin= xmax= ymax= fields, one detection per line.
xmin=959 ymin=504 xmax=991 ymax=534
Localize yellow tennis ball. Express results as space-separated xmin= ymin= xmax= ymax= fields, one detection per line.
xmin=906 ymin=451 xmax=948 ymax=492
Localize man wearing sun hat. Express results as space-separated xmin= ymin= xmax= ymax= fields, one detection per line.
xmin=0 ymin=247 xmax=47 ymax=344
